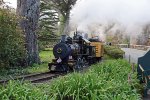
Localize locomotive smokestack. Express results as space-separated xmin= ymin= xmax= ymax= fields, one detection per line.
xmin=61 ymin=35 xmax=67 ymax=43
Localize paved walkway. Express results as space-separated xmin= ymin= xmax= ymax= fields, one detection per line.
xmin=122 ymin=48 xmax=149 ymax=100
xmin=121 ymin=48 xmax=146 ymax=64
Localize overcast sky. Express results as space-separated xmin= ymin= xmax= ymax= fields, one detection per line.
xmin=4 ymin=0 xmax=17 ymax=8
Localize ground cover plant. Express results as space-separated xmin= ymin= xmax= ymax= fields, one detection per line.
xmin=0 ymin=59 xmax=141 ymax=100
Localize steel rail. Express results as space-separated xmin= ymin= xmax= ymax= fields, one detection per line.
xmin=0 ymin=71 xmax=65 ymax=84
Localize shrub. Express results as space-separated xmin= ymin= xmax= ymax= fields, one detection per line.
xmin=104 ymin=45 xmax=125 ymax=59
xmin=38 ymin=41 xmax=48 ymax=51
xmin=0 ymin=8 xmax=26 ymax=68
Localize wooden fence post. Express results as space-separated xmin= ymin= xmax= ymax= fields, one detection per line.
xmin=129 ymin=55 xmax=131 ymax=63
xmin=128 ymin=73 xmax=131 ymax=84
xmin=131 ymin=63 xmax=135 ymax=73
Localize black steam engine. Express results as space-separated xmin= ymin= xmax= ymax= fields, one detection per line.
xmin=48 ymin=33 xmax=104 ymax=72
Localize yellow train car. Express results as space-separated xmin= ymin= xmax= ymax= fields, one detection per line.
xmin=90 ymin=42 xmax=104 ymax=58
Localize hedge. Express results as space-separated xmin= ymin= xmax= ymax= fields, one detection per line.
xmin=104 ymin=45 xmax=125 ymax=59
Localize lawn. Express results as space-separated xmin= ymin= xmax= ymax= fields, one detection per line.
xmin=0 ymin=49 xmax=53 ymax=80
xmin=40 ymin=49 xmax=54 ymax=63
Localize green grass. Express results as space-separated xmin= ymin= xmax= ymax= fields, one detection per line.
xmin=39 ymin=50 xmax=53 ymax=63
xmin=0 ymin=49 xmax=53 ymax=80
xmin=43 ymin=48 xmax=53 ymax=51
xmin=45 ymin=59 xmax=141 ymax=100
xmin=0 ymin=59 xmax=141 ymax=100
xmin=0 ymin=81 xmax=50 ymax=100
xmin=25 ymin=63 xmax=49 ymax=74
xmin=25 ymin=49 xmax=54 ymax=74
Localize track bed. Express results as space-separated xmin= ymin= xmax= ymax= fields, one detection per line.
xmin=0 ymin=72 xmax=65 ymax=84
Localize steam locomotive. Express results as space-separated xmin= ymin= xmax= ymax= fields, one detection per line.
xmin=48 ymin=32 xmax=104 ymax=72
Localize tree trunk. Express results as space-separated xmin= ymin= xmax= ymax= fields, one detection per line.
xmin=63 ymin=13 xmax=70 ymax=35
xmin=17 ymin=0 xmax=40 ymax=66
xmin=58 ymin=11 xmax=70 ymax=35
xmin=58 ymin=13 xmax=65 ymax=35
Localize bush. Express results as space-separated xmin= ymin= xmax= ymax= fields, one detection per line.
xmin=104 ymin=45 xmax=125 ymax=59
xmin=0 ymin=8 xmax=26 ymax=68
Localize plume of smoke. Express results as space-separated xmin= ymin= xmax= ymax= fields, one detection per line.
xmin=70 ymin=0 xmax=150 ymax=43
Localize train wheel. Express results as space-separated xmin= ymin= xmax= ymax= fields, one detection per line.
xmin=82 ymin=57 xmax=88 ymax=68
xmin=74 ymin=57 xmax=83 ymax=71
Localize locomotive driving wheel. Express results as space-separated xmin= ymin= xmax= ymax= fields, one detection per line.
xmin=74 ymin=57 xmax=84 ymax=71
xmin=82 ymin=57 xmax=88 ymax=68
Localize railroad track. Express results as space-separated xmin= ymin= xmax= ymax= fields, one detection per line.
xmin=0 ymin=72 xmax=65 ymax=84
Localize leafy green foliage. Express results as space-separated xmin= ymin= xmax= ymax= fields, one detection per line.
xmin=51 ymin=0 xmax=77 ymax=34
xmin=104 ymin=46 xmax=125 ymax=59
xmin=47 ymin=59 xmax=140 ymax=100
xmin=51 ymin=0 xmax=77 ymax=18
xmin=0 ymin=59 xmax=141 ymax=100
xmin=39 ymin=0 xmax=59 ymax=38
xmin=0 ymin=8 xmax=26 ymax=68
xmin=38 ymin=40 xmax=59 ymax=51
xmin=0 ymin=81 xmax=49 ymax=100
xmin=38 ymin=0 xmax=59 ymax=50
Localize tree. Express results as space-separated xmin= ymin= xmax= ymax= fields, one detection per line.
xmin=0 ymin=0 xmax=3 ymax=5
xmin=136 ymin=24 xmax=150 ymax=45
xmin=44 ymin=0 xmax=77 ymax=34
xmin=39 ymin=0 xmax=59 ymax=39
xmin=142 ymin=24 xmax=150 ymax=45
xmin=17 ymin=0 xmax=40 ymax=66
xmin=38 ymin=0 xmax=60 ymax=50
xmin=104 ymin=23 xmax=115 ymax=33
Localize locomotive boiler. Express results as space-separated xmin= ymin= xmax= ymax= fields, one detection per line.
xmin=48 ymin=32 xmax=104 ymax=72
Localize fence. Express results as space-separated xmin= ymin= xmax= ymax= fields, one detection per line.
xmin=116 ymin=44 xmax=150 ymax=51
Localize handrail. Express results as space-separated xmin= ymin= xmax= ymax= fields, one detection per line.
xmin=139 ymin=64 xmax=144 ymax=72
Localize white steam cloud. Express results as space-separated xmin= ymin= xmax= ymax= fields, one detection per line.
xmin=70 ymin=0 xmax=150 ymax=42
